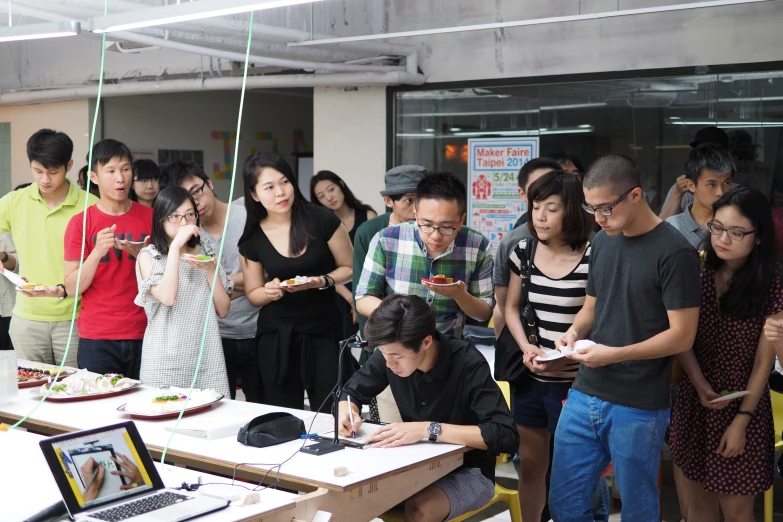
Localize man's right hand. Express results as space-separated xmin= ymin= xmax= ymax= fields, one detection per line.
xmin=337 ymin=400 xmax=362 ymax=437
xmin=95 ymin=225 xmax=117 ymax=257
xmin=672 ymin=174 xmax=689 ymax=197
xmin=557 ymin=329 xmax=579 ymax=352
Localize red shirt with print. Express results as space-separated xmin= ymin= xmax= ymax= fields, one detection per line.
xmin=64 ymin=202 xmax=153 ymax=340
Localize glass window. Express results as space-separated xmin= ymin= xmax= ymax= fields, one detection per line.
xmin=394 ymin=71 xmax=783 ymax=210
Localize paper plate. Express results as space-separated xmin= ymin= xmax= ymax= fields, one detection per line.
xmin=709 ymin=391 xmax=750 ymax=404
xmin=421 ymin=278 xmax=460 ymax=286
xmin=1 ymin=270 xmax=26 ymax=288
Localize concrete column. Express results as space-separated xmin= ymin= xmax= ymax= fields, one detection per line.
xmin=313 ymin=86 xmax=387 ymax=213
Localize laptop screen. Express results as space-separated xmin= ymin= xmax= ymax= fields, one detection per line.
xmin=40 ymin=421 xmax=164 ymax=515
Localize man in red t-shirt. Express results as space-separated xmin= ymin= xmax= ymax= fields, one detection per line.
xmin=63 ymin=139 xmax=152 ymax=378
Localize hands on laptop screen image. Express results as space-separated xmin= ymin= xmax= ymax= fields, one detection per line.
xmin=53 ymin=426 xmax=154 ymax=508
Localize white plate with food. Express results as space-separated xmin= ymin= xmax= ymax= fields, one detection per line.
xmin=119 ymin=239 xmax=148 ymax=245
xmin=280 ymin=276 xmax=311 ymax=288
xmin=118 ymin=387 xmax=224 ymax=420
xmin=421 ymin=275 xmax=459 ymax=286
xmin=34 ymin=371 xmax=141 ymax=402
xmin=709 ymin=390 xmax=750 ymax=404
xmin=180 ymin=254 xmax=215 ymax=264
xmin=16 ymin=283 xmax=47 ymax=293
xmin=18 ymin=365 xmax=75 ymax=388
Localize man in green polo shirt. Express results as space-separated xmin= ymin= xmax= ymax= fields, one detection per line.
xmin=0 ymin=129 xmax=97 ymax=366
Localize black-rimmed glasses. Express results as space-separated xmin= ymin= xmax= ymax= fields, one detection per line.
xmin=582 ymin=186 xmax=638 ymax=216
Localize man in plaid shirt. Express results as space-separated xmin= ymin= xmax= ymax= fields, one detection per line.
xmin=355 ymin=172 xmax=494 ymax=339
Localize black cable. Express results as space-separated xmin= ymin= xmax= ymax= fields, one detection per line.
xmin=183 ymin=335 xmax=360 ymax=494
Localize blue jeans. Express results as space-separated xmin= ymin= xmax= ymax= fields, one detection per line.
xmin=550 ymin=389 xmax=669 ymax=522
xmin=77 ymin=338 xmax=142 ymax=379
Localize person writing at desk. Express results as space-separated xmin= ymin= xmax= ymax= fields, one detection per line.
xmin=339 ymin=295 xmax=519 ymax=522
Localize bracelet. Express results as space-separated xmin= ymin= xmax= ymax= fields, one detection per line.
xmin=736 ymin=410 xmax=754 ymax=417
xmin=320 ymin=274 xmax=334 ymax=289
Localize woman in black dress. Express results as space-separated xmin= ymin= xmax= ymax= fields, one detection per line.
xmin=311 ymin=170 xmax=376 ymax=338
xmin=239 ymin=154 xmax=353 ymax=411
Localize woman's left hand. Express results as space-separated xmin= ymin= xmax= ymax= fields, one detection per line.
xmin=716 ymin=419 xmax=746 ymax=458
xmin=183 ymin=257 xmax=216 ymax=272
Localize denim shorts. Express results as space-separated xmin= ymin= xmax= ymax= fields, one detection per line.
xmin=512 ymin=376 xmax=571 ymax=433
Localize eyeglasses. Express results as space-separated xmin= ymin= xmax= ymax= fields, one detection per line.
xmin=707 ymin=222 xmax=755 ymax=241
xmin=417 ymin=222 xmax=457 ymax=235
xmin=581 ymin=186 xmax=638 ymax=216
xmin=166 ymin=211 xmax=198 ymax=223
xmin=190 ymin=181 xmax=207 ymax=200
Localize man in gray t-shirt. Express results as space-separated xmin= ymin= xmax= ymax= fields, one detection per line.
xmin=164 ymin=161 xmax=262 ymax=403
xmin=549 ymin=155 xmax=700 ymax=522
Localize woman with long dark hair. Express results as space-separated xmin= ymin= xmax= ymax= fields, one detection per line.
xmin=239 ymin=154 xmax=353 ymax=411
xmin=504 ymin=171 xmax=596 ymax=522
xmin=135 ymin=186 xmax=232 ymax=397
xmin=130 ymin=160 xmax=162 ymax=207
xmin=311 ymin=170 xmax=376 ymax=337
xmin=670 ymin=186 xmax=782 ymax=521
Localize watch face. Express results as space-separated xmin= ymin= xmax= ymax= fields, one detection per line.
xmin=428 ymin=423 xmax=441 ymax=436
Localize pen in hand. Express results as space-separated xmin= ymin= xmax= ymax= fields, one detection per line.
xmin=347 ymin=396 xmax=356 ymax=439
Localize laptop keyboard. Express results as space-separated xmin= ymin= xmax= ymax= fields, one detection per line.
xmin=90 ymin=492 xmax=192 ymax=521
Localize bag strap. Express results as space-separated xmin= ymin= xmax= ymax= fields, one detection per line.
xmin=518 ymin=238 xmax=540 ymax=345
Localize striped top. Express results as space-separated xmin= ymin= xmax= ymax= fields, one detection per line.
xmin=508 ymin=239 xmax=590 ymax=382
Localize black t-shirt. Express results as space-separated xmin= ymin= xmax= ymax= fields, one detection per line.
xmin=572 ymin=222 xmax=701 ymax=410
xmin=239 ymin=204 xmax=343 ymax=333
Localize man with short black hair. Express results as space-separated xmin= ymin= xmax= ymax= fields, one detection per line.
xmin=659 ymin=126 xmax=730 ymax=220
xmin=340 ymin=294 xmax=518 ymax=522
xmin=355 ymin=172 xmax=494 ymax=339
xmin=166 ymin=160 xmax=262 ymax=402
xmin=63 ymin=139 xmax=151 ymax=378
xmin=666 ymin=144 xmax=735 ymax=248
xmin=549 ymin=154 xmax=701 ymax=522
xmin=0 ymin=129 xmax=97 ymax=366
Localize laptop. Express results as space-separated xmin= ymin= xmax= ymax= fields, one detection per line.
xmin=39 ymin=421 xmax=229 ymax=521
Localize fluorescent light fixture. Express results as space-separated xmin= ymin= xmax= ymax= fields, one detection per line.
xmin=539 ymin=102 xmax=607 ymax=111
xmin=666 ymin=118 xmax=783 ymax=128
xmin=449 ymin=127 xmax=462 ymax=132
xmin=424 ymin=128 xmax=435 ymax=132
xmin=0 ymin=21 xmax=80 ymax=42
xmin=715 ymin=96 xmax=783 ymax=103
xmin=88 ymin=0 xmax=324 ymax=33
xmin=453 ymin=126 xmax=594 ymax=137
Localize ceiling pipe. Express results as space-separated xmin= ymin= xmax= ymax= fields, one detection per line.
xmin=38 ymin=0 xmax=416 ymax=56
xmin=0 ymin=71 xmax=426 ymax=105
xmin=2 ymin=2 xmax=404 ymax=74
xmin=14 ymin=0 xmax=366 ymax=62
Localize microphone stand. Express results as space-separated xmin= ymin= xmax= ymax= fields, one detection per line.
xmin=301 ymin=334 xmax=367 ymax=456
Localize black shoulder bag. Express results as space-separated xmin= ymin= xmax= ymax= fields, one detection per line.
xmin=494 ymin=238 xmax=540 ymax=386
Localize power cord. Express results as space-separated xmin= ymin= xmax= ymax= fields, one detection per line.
xmin=173 ymin=336 xmax=360 ymax=493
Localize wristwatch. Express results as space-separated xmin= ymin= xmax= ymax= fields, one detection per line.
xmin=0 ymin=252 xmax=8 ymax=264
xmin=427 ymin=422 xmax=441 ymax=443
xmin=57 ymin=284 xmax=67 ymax=300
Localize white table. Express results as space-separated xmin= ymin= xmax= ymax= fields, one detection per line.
xmin=1 ymin=428 xmax=301 ymax=522
xmin=2 ymin=368 xmax=467 ymax=521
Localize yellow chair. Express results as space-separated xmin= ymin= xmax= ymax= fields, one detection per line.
xmin=763 ymin=390 xmax=783 ymax=522
xmin=380 ymin=381 xmax=523 ymax=522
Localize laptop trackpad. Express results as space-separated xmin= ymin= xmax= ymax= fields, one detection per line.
xmin=143 ymin=496 xmax=227 ymax=521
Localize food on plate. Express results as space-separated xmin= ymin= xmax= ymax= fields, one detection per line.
xmin=430 ymin=274 xmax=454 ymax=284
xmin=19 ymin=284 xmax=37 ymax=291
xmin=33 ymin=285 xmax=46 ymax=291
xmin=181 ymin=253 xmax=214 ymax=262
xmin=125 ymin=387 xmax=221 ymax=414
xmin=38 ymin=371 xmax=138 ymax=397
xmin=18 ymin=366 xmax=51 ymax=382
xmin=721 ymin=390 xmax=740 ymax=396
xmin=283 ymin=276 xmax=310 ymax=286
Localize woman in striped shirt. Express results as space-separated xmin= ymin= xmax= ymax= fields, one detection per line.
xmin=505 ymin=170 xmax=594 ymax=522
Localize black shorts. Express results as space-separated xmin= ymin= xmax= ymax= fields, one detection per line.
xmin=512 ymin=376 xmax=571 ymax=434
